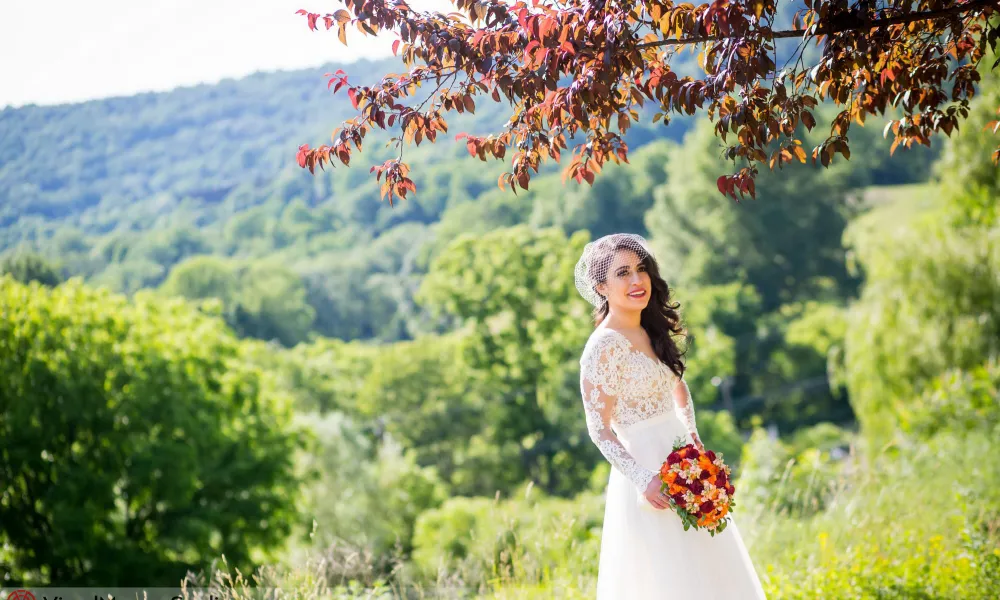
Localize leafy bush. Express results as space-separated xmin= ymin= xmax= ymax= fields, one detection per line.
xmin=297 ymin=412 xmax=446 ymax=562
xmin=695 ymin=409 xmax=745 ymax=468
xmin=909 ymin=358 xmax=1000 ymax=438
xmin=844 ymin=201 xmax=1000 ymax=438
xmin=161 ymin=256 xmax=315 ymax=347
xmin=0 ymin=277 xmax=302 ymax=585
xmin=0 ymin=250 xmax=62 ymax=286
xmin=410 ymin=484 xmax=604 ymax=593
xmin=737 ymin=423 xmax=852 ymax=518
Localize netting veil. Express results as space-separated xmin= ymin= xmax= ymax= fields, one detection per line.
xmin=574 ymin=233 xmax=656 ymax=307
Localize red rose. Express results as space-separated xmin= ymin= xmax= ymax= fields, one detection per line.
xmin=716 ymin=471 xmax=728 ymax=486
xmin=667 ymin=451 xmax=681 ymax=465
xmin=726 ymin=484 xmax=735 ymax=496
xmin=699 ymin=469 xmax=711 ymax=480
xmin=700 ymin=501 xmax=715 ymax=515
xmin=689 ymin=479 xmax=704 ymax=495
xmin=705 ymin=450 xmax=717 ymax=461
xmin=671 ymin=493 xmax=686 ymax=505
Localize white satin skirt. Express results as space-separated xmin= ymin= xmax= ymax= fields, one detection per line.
xmin=596 ymin=412 xmax=767 ymax=599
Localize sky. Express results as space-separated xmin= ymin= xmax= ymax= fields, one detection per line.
xmin=0 ymin=0 xmax=450 ymax=108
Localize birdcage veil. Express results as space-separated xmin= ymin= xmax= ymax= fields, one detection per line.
xmin=574 ymin=233 xmax=656 ymax=307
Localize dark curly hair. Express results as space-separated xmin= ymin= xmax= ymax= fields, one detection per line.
xmin=588 ymin=241 xmax=687 ymax=379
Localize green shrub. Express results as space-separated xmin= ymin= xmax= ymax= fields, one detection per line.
xmin=843 ymin=204 xmax=1000 ymax=439
xmin=410 ymin=484 xmax=603 ymax=592
xmin=909 ymin=358 xmax=1000 ymax=438
xmin=296 ymin=412 xmax=446 ymax=564
xmin=737 ymin=423 xmax=851 ymax=518
xmin=696 ymin=408 xmax=745 ymax=469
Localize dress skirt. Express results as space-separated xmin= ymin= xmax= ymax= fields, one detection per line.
xmin=596 ymin=411 xmax=767 ymax=599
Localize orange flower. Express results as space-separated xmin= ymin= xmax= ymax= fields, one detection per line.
xmin=660 ymin=443 xmax=735 ymax=533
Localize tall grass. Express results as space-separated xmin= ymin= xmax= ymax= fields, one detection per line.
xmin=192 ymin=429 xmax=999 ymax=599
xmin=744 ymin=431 xmax=1000 ymax=599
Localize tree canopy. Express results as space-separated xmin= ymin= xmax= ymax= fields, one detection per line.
xmin=296 ymin=0 xmax=999 ymax=203
xmin=0 ymin=278 xmax=302 ymax=584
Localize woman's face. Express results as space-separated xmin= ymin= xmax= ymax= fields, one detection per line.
xmin=597 ymin=249 xmax=652 ymax=311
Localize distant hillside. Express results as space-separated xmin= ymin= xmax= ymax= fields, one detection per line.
xmin=0 ymin=50 xmax=941 ymax=347
xmin=0 ymin=57 xmax=692 ymax=343
xmin=0 ymin=56 xmax=686 ymax=249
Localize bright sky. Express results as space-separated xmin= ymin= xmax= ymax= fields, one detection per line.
xmin=0 ymin=0 xmax=450 ymax=108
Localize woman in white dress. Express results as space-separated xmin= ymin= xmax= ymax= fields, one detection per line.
xmin=574 ymin=233 xmax=766 ymax=599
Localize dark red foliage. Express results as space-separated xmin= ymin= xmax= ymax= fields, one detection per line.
xmin=295 ymin=0 xmax=1000 ymax=205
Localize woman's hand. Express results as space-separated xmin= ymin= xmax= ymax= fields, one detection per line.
xmin=691 ymin=433 xmax=705 ymax=452
xmin=643 ymin=477 xmax=670 ymax=510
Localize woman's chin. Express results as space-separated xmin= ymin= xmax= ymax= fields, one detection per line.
xmin=627 ymin=296 xmax=650 ymax=309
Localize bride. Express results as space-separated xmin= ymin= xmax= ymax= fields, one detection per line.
xmin=575 ymin=233 xmax=767 ymax=599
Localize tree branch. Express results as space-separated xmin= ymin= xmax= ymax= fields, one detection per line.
xmin=637 ymin=0 xmax=995 ymax=48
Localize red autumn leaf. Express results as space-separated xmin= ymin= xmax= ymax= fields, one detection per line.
xmin=295 ymin=0 xmax=999 ymax=202
xmin=517 ymin=171 xmax=530 ymax=190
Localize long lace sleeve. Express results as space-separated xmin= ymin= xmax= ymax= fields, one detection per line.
xmin=580 ymin=336 xmax=657 ymax=493
xmin=672 ymin=377 xmax=700 ymax=440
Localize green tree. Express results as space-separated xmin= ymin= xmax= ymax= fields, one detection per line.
xmin=161 ymin=258 xmax=315 ymax=347
xmin=417 ymin=226 xmax=593 ymax=496
xmin=646 ymin=118 xmax=857 ymax=311
xmin=844 ymin=199 xmax=1000 ymax=438
xmin=231 ymin=262 xmax=315 ymax=346
xmin=0 ymin=278 xmax=302 ymax=585
xmin=936 ymin=69 xmax=1000 ymax=226
xmin=299 ymin=412 xmax=445 ymax=560
xmin=756 ymin=302 xmax=853 ymax=429
xmin=525 ymin=140 xmax=673 ymax=239
xmin=0 ymin=251 xmax=62 ymax=287
xmin=353 ymin=334 xmax=488 ymax=492
xmin=160 ymin=255 xmax=239 ymax=304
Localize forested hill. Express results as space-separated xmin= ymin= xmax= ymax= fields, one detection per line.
xmin=1 ymin=56 xmax=680 ymax=242
xmin=0 ymin=55 xmax=695 ymax=344
xmin=1 ymin=53 xmax=935 ymax=347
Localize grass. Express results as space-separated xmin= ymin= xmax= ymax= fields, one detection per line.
xmin=746 ymin=431 xmax=1000 ymax=599
xmin=188 ymin=426 xmax=1000 ymax=599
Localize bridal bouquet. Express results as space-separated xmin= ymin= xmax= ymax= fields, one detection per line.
xmin=658 ymin=439 xmax=736 ymax=535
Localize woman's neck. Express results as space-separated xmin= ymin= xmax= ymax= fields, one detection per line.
xmin=604 ymin=306 xmax=642 ymax=330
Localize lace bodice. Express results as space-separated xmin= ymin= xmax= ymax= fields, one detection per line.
xmin=579 ymin=327 xmax=700 ymax=491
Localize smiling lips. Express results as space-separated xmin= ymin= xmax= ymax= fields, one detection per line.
xmin=628 ymin=289 xmax=647 ymax=299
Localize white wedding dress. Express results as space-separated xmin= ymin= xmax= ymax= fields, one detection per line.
xmin=580 ymin=326 xmax=767 ymax=599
